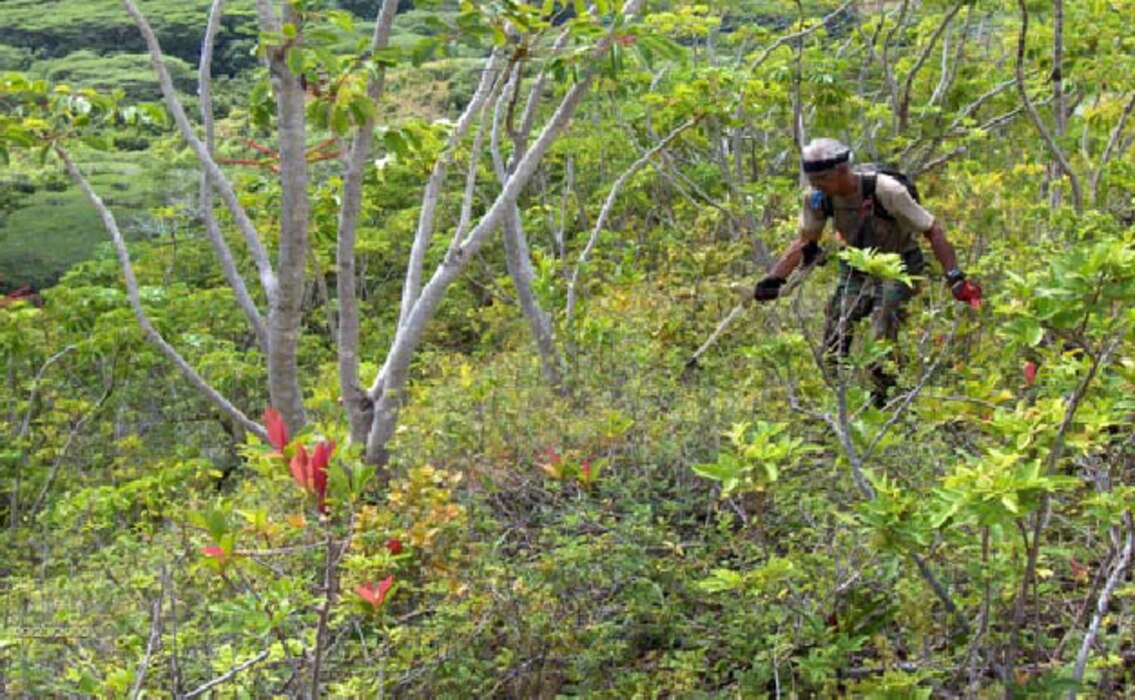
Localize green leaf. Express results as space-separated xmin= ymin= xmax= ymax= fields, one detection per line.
xmin=697 ymin=568 xmax=744 ymax=593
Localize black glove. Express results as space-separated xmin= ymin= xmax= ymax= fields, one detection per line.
xmin=753 ymin=276 xmax=786 ymax=302
xmin=801 ymin=240 xmax=824 ymax=267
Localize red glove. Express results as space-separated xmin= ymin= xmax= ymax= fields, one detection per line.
xmin=950 ymin=277 xmax=982 ymax=309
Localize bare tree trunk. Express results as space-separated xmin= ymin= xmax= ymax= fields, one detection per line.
xmin=397 ymin=50 xmax=506 ymax=331
xmin=123 ymin=0 xmax=276 ymax=298
xmin=501 ymin=204 xmax=562 ymax=387
xmin=263 ymin=3 xmax=311 ymax=432
xmin=1070 ymin=512 xmax=1135 ymax=696
xmin=491 ymin=50 xmax=567 ymax=390
xmin=338 ymin=0 xmax=399 ymax=444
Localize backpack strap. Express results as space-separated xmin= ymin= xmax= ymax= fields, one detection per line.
xmin=861 ymin=170 xmax=898 ymax=221
xmin=861 ymin=172 xmax=877 ymax=216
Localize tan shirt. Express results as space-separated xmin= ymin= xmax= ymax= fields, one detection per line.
xmin=799 ymin=172 xmax=934 ymax=254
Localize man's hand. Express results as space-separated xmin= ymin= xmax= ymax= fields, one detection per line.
xmin=946 ymin=269 xmax=982 ymax=309
xmin=753 ymin=276 xmax=786 ymax=302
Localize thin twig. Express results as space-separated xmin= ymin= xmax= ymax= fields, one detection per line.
xmin=130 ymin=586 xmax=164 ymax=699
xmin=1089 ymin=89 xmax=1135 ymax=202
xmin=184 ymin=648 xmax=271 ymax=698
xmin=1014 ymin=0 xmax=1082 ymax=212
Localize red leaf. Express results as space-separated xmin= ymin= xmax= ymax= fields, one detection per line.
xmin=290 ymin=444 xmax=312 ymax=492
xmin=311 ymin=440 xmax=333 ymax=511
xmin=357 ymin=575 xmax=396 ymax=609
xmin=356 ymin=582 xmax=379 ymax=607
xmin=385 ymin=537 xmax=403 ymax=555
xmin=1024 ymin=361 xmax=1038 ymax=386
xmin=311 ymin=440 xmax=335 ymax=471
xmin=376 ymin=575 xmax=394 ymax=606
xmin=201 ymin=546 xmax=225 ymax=558
xmin=544 ymin=444 xmax=562 ymax=466
xmin=263 ymin=407 xmax=288 ymax=451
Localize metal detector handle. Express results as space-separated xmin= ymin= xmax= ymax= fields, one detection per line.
xmin=683 ymin=250 xmax=825 ymax=369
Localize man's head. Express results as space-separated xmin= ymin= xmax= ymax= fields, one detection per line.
xmin=802 ymin=138 xmax=856 ymax=196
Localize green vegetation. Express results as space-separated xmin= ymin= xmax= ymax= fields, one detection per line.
xmin=2 ymin=0 xmax=1135 ymax=696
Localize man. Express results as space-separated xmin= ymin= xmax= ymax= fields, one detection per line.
xmin=753 ymin=137 xmax=981 ymax=405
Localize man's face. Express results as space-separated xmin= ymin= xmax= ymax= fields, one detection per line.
xmin=806 ymin=165 xmax=853 ymax=196
xmin=806 ymin=169 xmax=840 ymax=195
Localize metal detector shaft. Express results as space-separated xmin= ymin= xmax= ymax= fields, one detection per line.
xmin=683 ymin=256 xmax=821 ymax=369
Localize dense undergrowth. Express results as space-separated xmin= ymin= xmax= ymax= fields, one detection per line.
xmin=3 ymin=0 xmax=1135 ymax=696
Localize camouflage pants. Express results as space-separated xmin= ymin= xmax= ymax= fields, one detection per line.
xmin=822 ymin=248 xmax=924 ymax=404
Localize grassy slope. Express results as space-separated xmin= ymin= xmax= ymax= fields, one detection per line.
xmin=0 ymin=150 xmax=194 ymax=291
xmin=0 ymin=0 xmax=466 ymax=291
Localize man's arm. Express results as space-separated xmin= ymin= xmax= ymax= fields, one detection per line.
xmin=769 ymin=229 xmax=824 ymax=280
xmin=922 ymin=219 xmax=982 ymax=307
xmin=753 ymin=229 xmax=823 ymax=301
xmin=922 ymin=220 xmax=958 ymax=273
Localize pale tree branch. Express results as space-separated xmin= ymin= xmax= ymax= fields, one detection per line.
xmin=744 ymin=0 xmax=853 ymax=73
xmin=928 ymin=4 xmax=972 ymax=107
xmin=254 ymin=0 xmax=280 ymax=34
xmin=130 ymin=585 xmax=164 ymax=700
xmin=880 ymin=0 xmax=911 ymax=130
xmin=490 ymin=62 xmax=564 ymax=388
xmin=1089 ymin=89 xmax=1135 ymax=202
xmin=448 ymin=96 xmax=493 ymax=255
xmin=897 ymin=0 xmax=965 ymax=132
xmin=904 ymin=77 xmax=1015 ymax=168
xmin=365 ymin=0 xmax=647 ymax=464
xmin=185 ymin=648 xmax=271 ymax=698
xmin=491 ymin=63 xmax=521 ymax=182
xmin=565 ymin=117 xmax=700 ymax=343
xmin=121 ymin=0 xmax=277 ymax=301
xmin=198 ymin=0 xmax=268 ymax=351
xmin=1071 ymin=512 xmax=1135 ymax=694
xmin=56 ymin=144 xmax=265 ymax=441
xmin=792 ymin=0 xmax=805 ymax=152
xmin=1015 ymin=0 xmax=1082 ymax=213
xmin=515 ymin=28 xmax=572 ymax=155
xmin=338 ymin=0 xmax=400 ymax=443
xmin=397 ymin=49 xmax=507 ymax=331
xmin=1050 ymin=0 xmax=1066 ymax=210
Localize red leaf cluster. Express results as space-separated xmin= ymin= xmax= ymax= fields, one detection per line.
xmin=356 ymin=575 xmax=395 ymax=610
xmin=263 ymin=406 xmax=335 ymax=513
xmin=290 ymin=440 xmax=335 ymax=513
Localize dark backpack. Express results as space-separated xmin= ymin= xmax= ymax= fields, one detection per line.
xmin=818 ymin=164 xmax=920 ymax=222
